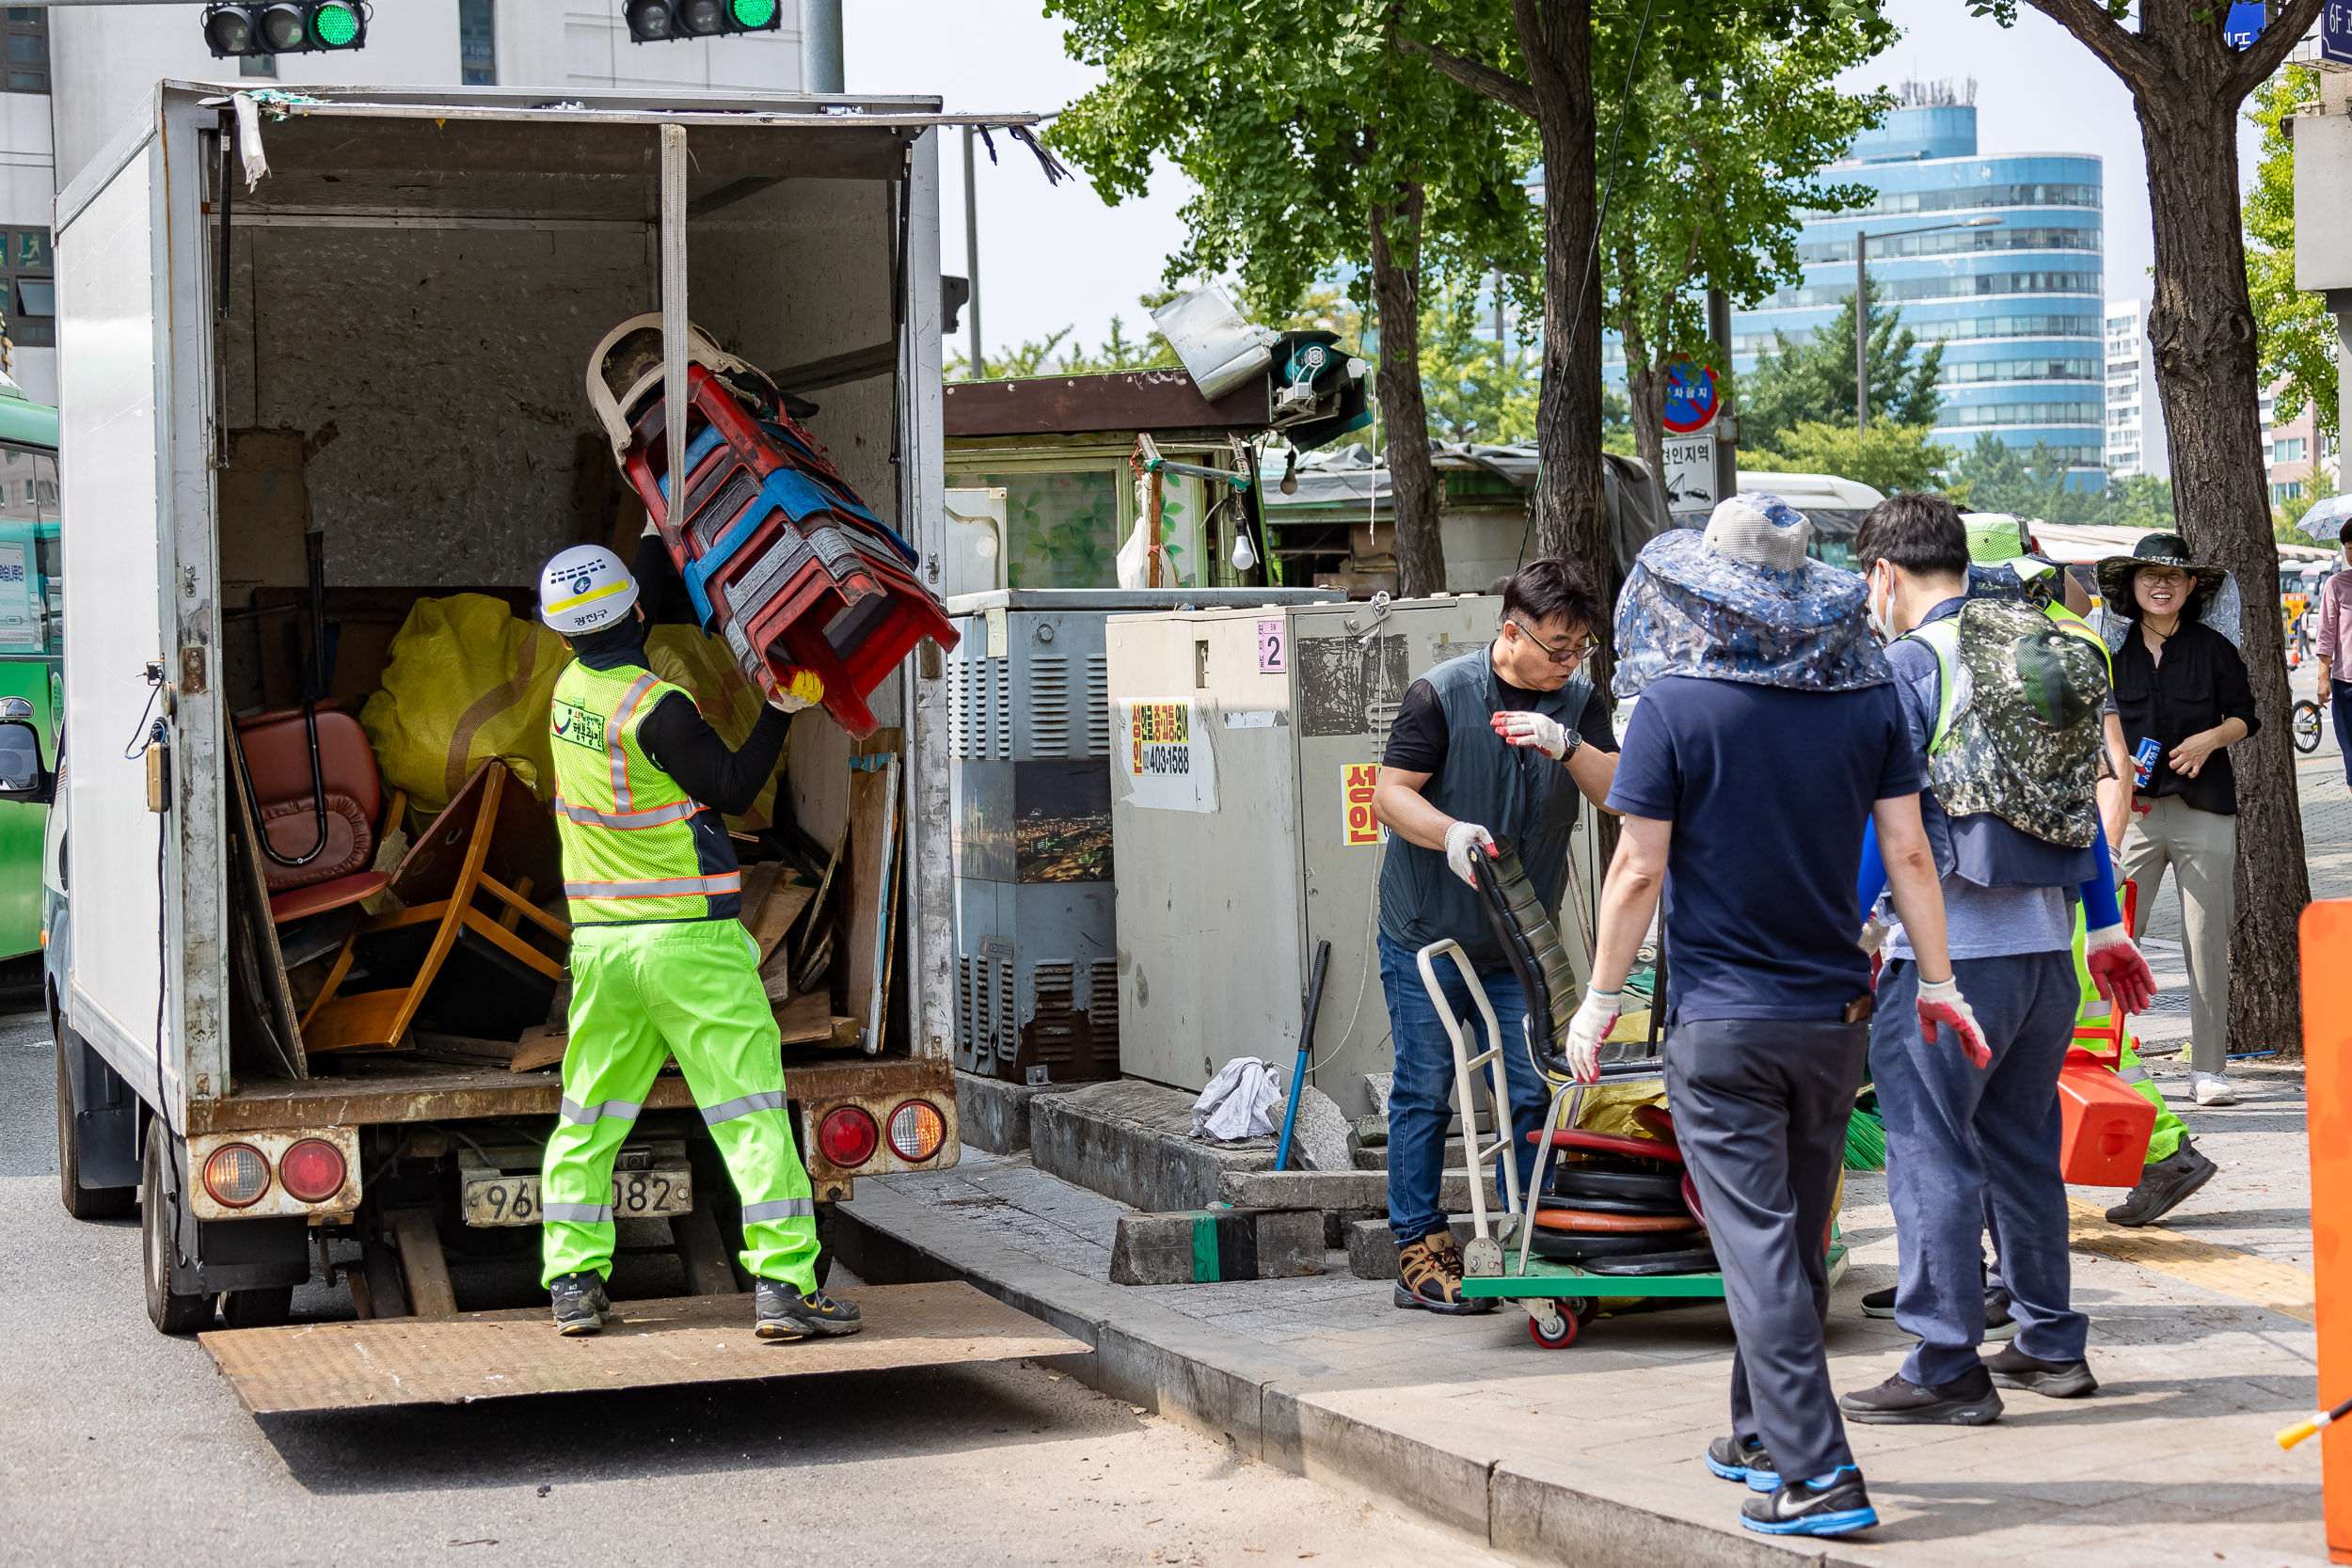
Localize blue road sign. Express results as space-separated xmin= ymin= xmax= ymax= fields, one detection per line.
xmin=2327 ymin=0 xmax=2352 ymax=62
xmin=2224 ymin=0 xmax=2265 ymax=49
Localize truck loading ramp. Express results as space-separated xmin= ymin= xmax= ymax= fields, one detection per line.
xmin=200 ymin=1282 xmax=1085 ymax=1415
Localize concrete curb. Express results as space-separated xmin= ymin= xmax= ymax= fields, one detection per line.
xmin=837 ymin=1180 xmax=1869 ymax=1568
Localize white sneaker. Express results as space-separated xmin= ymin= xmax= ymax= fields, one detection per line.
xmin=2191 ymin=1071 xmax=2239 ymax=1107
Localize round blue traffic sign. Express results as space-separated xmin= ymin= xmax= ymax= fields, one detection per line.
xmin=1661 ymin=363 xmax=1719 ymax=435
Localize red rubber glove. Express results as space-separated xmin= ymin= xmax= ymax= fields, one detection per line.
xmin=2083 ymin=924 xmax=2157 ymax=1018
xmin=1916 ymin=975 xmax=1990 ymax=1069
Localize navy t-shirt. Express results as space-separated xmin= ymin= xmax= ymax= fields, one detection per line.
xmin=1605 ymin=675 xmax=1921 ymax=1022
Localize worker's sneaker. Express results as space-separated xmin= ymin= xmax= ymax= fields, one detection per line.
xmin=2105 ymin=1140 xmax=2219 ymax=1227
xmin=1858 ymin=1282 xmax=2013 ymax=1339
xmin=1394 ymin=1230 xmax=1495 ymax=1315
xmin=549 ymin=1271 xmax=610 ymax=1337
xmin=1704 ymin=1433 xmax=1781 ymax=1492
xmin=1983 ymin=1343 xmax=2098 ymax=1399
xmin=2191 ymin=1071 xmax=2240 ymax=1107
xmin=754 ymin=1278 xmax=864 ymax=1340
xmin=1839 ymin=1363 xmax=2003 ymax=1425
xmin=1740 ymin=1467 xmax=1878 ymax=1538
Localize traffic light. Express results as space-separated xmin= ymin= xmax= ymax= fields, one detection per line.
xmin=625 ymin=0 xmax=781 ymax=43
xmin=202 ymin=2 xmax=367 ymax=58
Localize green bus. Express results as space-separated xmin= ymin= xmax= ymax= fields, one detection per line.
xmin=0 ymin=378 xmax=57 ymax=991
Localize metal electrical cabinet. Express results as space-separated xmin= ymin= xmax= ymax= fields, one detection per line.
xmin=1105 ymin=595 xmax=1514 ymax=1118
xmin=946 ymin=588 xmax=1339 ymax=1085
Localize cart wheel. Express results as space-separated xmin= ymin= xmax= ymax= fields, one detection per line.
xmin=1568 ymin=1294 xmax=1598 ymax=1325
xmin=1527 ymin=1307 xmax=1579 ymax=1350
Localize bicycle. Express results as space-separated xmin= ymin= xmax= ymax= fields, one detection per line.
xmin=2295 ymin=698 xmax=2325 ymax=755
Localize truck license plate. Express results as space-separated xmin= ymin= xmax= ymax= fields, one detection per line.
xmin=461 ymin=1164 xmax=693 ymax=1227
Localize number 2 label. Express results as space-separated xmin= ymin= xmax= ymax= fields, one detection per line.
xmin=1257 ymin=618 xmax=1284 ymax=673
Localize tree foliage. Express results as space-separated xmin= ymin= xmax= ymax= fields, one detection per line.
xmin=1740 ymin=275 xmax=1945 ymax=451
xmin=2105 ymin=472 xmax=2176 ymax=531
xmin=1942 ymin=435 xmax=2106 ymax=526
xmin=2246 ymin=63 xmax=2336 ymax=444
xmin=946 ymin=307 xmax=1181 ymax=381
xmin=1740 ymin=418 xmax=1954 ymax=496
xmin=1421 ymin=282 xmax=1540 ymax=444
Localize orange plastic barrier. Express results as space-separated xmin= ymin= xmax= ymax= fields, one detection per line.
xmin=2302 ymin=900 xmax=2352 ymax=1563
xmin=2056 ymin=1051 xmax=2157 ymax=1185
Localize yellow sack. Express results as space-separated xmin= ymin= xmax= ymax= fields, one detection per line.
xmin=643 ymin=624 xmax=789 ymax=832
xmin=359 ymin=594 xmax=570 ymax=823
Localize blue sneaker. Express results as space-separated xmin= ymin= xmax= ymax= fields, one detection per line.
xmin=1740 ymin=1468 xmax=1878 ymax=1538
xmin=1704 ymin=1433 xmax=1780 ymax=1492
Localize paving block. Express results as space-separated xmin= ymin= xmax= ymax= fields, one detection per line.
xmin=1353 ymin=1113 xmax=1389 ymax=1148
xmin=1364 ymin=1071 xmax=1394 ymax=1116
xmin=951 ymin=1068 xmax=1083 ymax=1155
xmin=1289 ymin=1085 xmax=1355 ymax=1172
xmin=1109 ymin=1209 xmax=1326 ymax=1285
xmin=1032 ymin=1078 xmax=1277 ymax=1213
xmin=1218 ymin=1166 xmax=1473 ymax=1212
xmin=1347 ymin=1215 xmax=1496 ymax=1280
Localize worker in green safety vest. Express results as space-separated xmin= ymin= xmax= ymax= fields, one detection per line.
xmin=532 ymin=542 xmax=862 ymax=1341
xmin=1965 ymin=518 xmax=2215 ymax=1226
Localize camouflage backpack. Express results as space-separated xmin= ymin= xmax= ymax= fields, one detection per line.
xmin=1903 ymin=597 xmax=2111 ymax=848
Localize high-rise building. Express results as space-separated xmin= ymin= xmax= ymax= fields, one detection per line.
xmin=2260 ymin=377 xmax=2332 ymax=510
xmin=1728 ymin=79 xmax=2108 ymax=490
xmin=0 ymin=1 xmax=813 ymax=407
xmin=2104 ymin=298 xmax=2165 ymax=480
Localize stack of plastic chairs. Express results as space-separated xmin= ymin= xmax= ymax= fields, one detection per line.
xmin=587 ymin=314 xmax=958 ymax=738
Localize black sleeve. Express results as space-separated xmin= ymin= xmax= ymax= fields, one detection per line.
xmin=1575 ymin=692 xmax=1618 ymax=754
xmin=639 ymin=692 xmax=790 ymax=815
xmin=2211 ymin=631 xmax=2262 ymax=739
xmin=1381 ymin=679 xmax=1449 ymax=773
xmin=632 ymin=531 xmax=699 ymax=626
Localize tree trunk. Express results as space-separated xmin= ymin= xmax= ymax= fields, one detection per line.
xmin=2137 ymin=84 xmax=2312 ymax=1056
xmin=1370 ymin=188 xmax=1445 ymax=598
xmin=1516 ymin=0 xmax=1610 ymax=610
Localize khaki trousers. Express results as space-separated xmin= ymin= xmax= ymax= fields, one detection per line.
xmin=2119 ymin=795 xmax=2235 ymax=1074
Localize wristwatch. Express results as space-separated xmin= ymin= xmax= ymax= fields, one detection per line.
xmin=1559 ymin=724 xmax=1582 ymax=759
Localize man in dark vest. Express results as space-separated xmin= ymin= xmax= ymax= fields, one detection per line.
xmin=1370 ymin=559 xmax=1621 ymax=1313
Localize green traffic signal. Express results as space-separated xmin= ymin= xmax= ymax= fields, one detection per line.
xmin=311 ymin=2 xmax=361 ymax=47
xmin=730 ymin=0 xmax=778 ymax=24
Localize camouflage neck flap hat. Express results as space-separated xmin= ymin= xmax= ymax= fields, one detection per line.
xmin=1611 ymin=492 xmax=1894 ymax=699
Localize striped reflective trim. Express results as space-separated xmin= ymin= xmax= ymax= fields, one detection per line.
xmin=2117 ymin=1065 xmax=2153 ymax=1085
xmin=609 ymin=673 xmax=662 ymax=809
xmin=701 ymin=1089 xmax=787 ymax=1127
xmin=547 ymin=578 xmax=632 ymax=614
xmin=542 ymin=1201 xmax=614 ymax=1223
xmin=740 ymin=1197 xmax=817 ymax=1223
xmin=565 ymin=873 xmax=741 ymax=900
xmin=553 ymin=796 xmax=699 ymax=831
xmin=560 ymin=1096 xmax=644 ymax=1124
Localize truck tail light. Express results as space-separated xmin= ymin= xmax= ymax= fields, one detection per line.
xmin=816 ymin=1105 xmax=878 ymax=1167
xmin=203 ymin=1143 xmax=271 ymax=1208
xmin=278 ymin=1137 xmax=347 ymax=1203
xmin=887 ymin=1100 xmax=946 ymax=1162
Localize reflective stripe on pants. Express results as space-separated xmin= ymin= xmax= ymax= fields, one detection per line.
xmin=541 ymin=919 xmax=820 ymax=1291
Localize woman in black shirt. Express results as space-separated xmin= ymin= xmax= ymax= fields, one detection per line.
xmin=2097 ymin=533 xmax=2258 ymax=1107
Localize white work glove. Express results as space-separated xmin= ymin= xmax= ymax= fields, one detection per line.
xmin=1564 ymin=988 xmax=1621 ymax=1085
xmin=1490 ymin=709 xmax=1570 ymax=760
xmin=1858 ymin=914 xmax=1892 ymax=956
xmin=1443 ymin=820 xmax=1496 ymax=886
xmin=2083 ymin=924 xmax=2157 ymax=1017
xmin=1915 ymin=975 xmax=1990 ymax=1069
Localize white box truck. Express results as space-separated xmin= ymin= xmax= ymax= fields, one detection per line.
xmin=34 ymin=82 xmax=1011 ymax=1345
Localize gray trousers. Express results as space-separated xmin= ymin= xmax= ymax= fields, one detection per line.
xmin=1666 ymin=1015 xmax=1871 ymax=1482
xmin=2120 ymin=794 xmax=2234 ymax=1074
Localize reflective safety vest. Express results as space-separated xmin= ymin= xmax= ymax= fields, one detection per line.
xmin=548 ymin=659 xmax=743 ymax=925
xmin=1904 ymin=596 xmax=2113 ymax=849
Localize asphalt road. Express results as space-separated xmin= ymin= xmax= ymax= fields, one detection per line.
xmin=0 ymin=1008 xmax=1500 ymax=1568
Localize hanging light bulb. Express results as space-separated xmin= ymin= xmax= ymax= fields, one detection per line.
xmin=1231 ymin=529 xmax=1258 ymax=573
xmin=1279 ymin=450 xmax=1299 ymax=496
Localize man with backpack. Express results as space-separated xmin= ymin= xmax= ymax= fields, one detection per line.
xmin=1841 ymin=495 xmax=2155 ymax=1424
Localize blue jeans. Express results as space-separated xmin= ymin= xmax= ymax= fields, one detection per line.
xmin=1874 ymin=953 xmax=2089 ymax=1386
xmin=1378 ymin=934 xmax=1549 ymax=1245
xmin=2332 ymin=679 xmax=2352 ymax=788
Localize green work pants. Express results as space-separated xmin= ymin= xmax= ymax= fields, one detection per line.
xmin=2071 ymin=903 xmax=2188 ymax=1165
xmin=540 ymin=918 xmax=820 ymax=1292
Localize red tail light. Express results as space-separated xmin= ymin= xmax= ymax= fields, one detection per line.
xmin=817 ymin=1105 xmax=878 ymax=1167
xmin=203 ymin=1143 xmax=271 ymax=1208
xmin=278 ymin=1137 xmax=347 ymax=1203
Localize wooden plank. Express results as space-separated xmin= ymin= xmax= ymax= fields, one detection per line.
xmin=752 ymin=884 xmax=814 ymax=969
xmin=739 ymin=860 xmax=784 ymax=932
xmin=509 ymin=1025 xmax=567 ymax=1073
xmin=388 ymin=1207 xmax=458 ymax=1319
xmin=842 ymin=753 xmax=900 ymax=1054
xmin=774 ymin=988 xmax=855 ymax=1048
xmin=199 ymin=1280 xmax=1089 ymax=1415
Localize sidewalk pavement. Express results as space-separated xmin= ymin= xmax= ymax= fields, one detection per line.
xmin=844 ymin=1061 xmax=2321 ymax=1566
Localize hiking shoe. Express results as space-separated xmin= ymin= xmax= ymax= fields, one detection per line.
xmin=2106 ymin=1140 xmax=2218 ymax=1227
xmin=1984 ymin=1342 xmax=2098 ymax=1399
xmin=549 ymin=1271 xmax=610 ymax=1337
xmin=1394 ymin=1230 xmax=1495 ymax=1315
xmin=2191 ymin=1071 xmax=2239 ymax=1107
xmin=1860 ymin=1281 xmax=2013 ymax=1338
xmin=1705 ymin=1433 xmax=1781 ymax=1492
xmin=755 ymin=1278 xmax=864 ymax=1339
xmin=1740 ymin=1468 xmax=1878 ymax=1537
xmin=1839 ymin=1363 xmax=2003 ymax=1425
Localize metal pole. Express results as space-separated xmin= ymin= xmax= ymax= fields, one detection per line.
xmin=1856 ymin=230 xmax=1869 ymax=435
xmin=963 ymin=126 xmax=983 ymax=381
xmin=1708 ymin=286 xmax=1736 ymax=505
xmin=803 ymin=0 xmax=842 ymax=93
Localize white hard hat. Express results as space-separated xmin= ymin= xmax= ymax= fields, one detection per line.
xmin=539 ymin=544 xmax=639 ymax=635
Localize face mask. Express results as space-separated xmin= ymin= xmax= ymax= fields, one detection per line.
xmin=1864 ymin=564 xmax=1893 ymax=645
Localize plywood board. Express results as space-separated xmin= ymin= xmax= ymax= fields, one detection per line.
xmin=774 ymin=988 xmax=856 ymax=1048
xmin=199 ymin=1280 xmax=1086 ymax=1414
xmin=841 ymin=752 xmax=899 ymax=1053
xmin=751 ymin=884 xmax=814 ymax=969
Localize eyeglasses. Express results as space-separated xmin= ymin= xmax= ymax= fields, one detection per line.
xmin=1508 ymin=618 xmax=1599 ymax=665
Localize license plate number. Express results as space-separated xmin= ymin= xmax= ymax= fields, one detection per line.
xmin=461 ymin=1164 xmax=693 ymax=1227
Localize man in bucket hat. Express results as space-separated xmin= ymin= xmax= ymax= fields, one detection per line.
xmin=1571 ymin=494 xmax=1983 ymax=1540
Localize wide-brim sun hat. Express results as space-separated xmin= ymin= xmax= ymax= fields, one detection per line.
xmin=2094 ymin=531 xmax=2228 ymax=611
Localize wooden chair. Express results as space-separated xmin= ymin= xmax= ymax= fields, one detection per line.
xmin=302 ymin=759 xmax=570 ymax=1053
